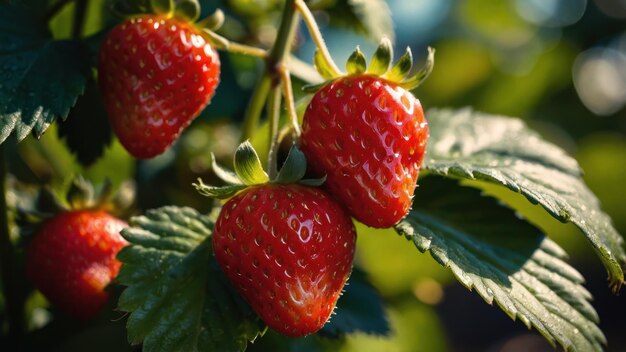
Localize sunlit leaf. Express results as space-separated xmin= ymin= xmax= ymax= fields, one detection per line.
xmin=396 ymin=177 xmax=605 ymax=351
xmin=424 ymin=108 xmax=626 ymax=292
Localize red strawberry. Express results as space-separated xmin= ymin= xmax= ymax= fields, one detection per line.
xmin=213 ymin=184 xmax=356 ymax=336
xmin=98 ymin=15 xmax=220 ymax=159
xmin=26 ymin=210 xmax=128 ymax=320
xmin=300 ymin=74 xmax=428 ymax=228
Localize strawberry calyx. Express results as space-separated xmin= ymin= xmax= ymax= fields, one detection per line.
xmin=305 ymin=38 xmax=435 ymax=92
xmin=194 ymin=141 xmax=324 ymax=199
xmin=111 ymin=0 xmax=227 ymax=47
xmin=17 ymin=177 xmax=135 ymax=238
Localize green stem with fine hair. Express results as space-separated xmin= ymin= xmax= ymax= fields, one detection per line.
xmin=240 ymin=0 xmax=300 ymax=144
xmin=266 ymin=87 xmax=282 ymax=179
xmin=241 ymin=75 xmax=272 ymax=143
xmin=294 ymin=0 xmax=342 ymax=77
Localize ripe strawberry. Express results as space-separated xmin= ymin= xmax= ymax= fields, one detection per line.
xmin=98 ymin=15 xmax=220 ymax=159
xmin=300 ymin=74 xmax=429 ymax=228
xmin=26 ymin=210 xmax=128 ymax=320
xmin=213 ymin=184 xmax=356 ymax=336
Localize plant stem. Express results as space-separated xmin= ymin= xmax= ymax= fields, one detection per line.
xmin=240 ymin=75 xmax=272 ymax=142
xmin=278 ymin=67 xmax=301 ymax=137
xmin=71 ymin=0 xmax=88 ymax=39
xmin=240 ymin=0 xmax=300 ymax=144
xmin=0 ymin=145 xmax=24 ymax=342
xmin=225 ymin=42 xmax=268 ymax=59
xmin=294 ymin=0 xmax=342 ymax=77
xmin=268 ymin=0 xmax=300 ymax=65
xmin=209 ymin=30 xmax=268 ymax=59
xmin=266 ymin=88 xmax=282 ymax=179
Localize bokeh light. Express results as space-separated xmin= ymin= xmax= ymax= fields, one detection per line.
xmin=515 ymin=0 xmax=587 ymax=27
xmin=573 ymin=47 xmax=626 ymax=116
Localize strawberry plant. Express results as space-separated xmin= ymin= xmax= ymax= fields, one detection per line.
xmin=0 ymin=0 xmax=625 ymax=351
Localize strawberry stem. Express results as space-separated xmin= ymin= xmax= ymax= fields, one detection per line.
xmin=267 ymin=87 xmax=282 ymax=179
xmin=226 ymin=42 xmax=268 ymax=58
xmin=0 ymin=146 xmax=25 ymax=343
xmin=294 ymin=0 xmax=342 ymax=78
xmin=279 ymin=66 xmax=301 ymax=137
xmin=71 ymin=0 xmax=88 ymax=39
xmin=241 ymin=75 xmax=272 ymax=142
xmin=241 ymin=0 xmax=300 ymax=144
xmin=206 ymin=30 xmax=268 ymax=59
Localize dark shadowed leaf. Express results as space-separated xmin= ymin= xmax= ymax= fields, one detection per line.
xmin=395 ymin=177 xmax=605 ymax=352
xmin=0 ymin=5 xmax=90 ymax=144
xmin=320 ymin=267 xmax=390 ymax=338
xmin=116 ymin=206 xmax=264 ymax=352
xmin=58 ymin=79 xmax=112 ymax=166
xmin=424 ymin=108 xmax=626 ymax=292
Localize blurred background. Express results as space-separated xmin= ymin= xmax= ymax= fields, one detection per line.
xmin=2 ymin=0 xmax=626 ymax=350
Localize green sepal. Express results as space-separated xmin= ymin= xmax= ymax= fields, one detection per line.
xmin=109 ymin=181 xmax=136 ymax=215
xmin=66 ymin=176 xmax=95 ymax=209
xmin=367 ymin=38 xmax=393 ymax=75
xmin=298 ymin=175 xmax=326 ymax=187
xmin=302 ymin=81 xmax=330 ymax=93
xmin=346 ymin=46 xmax=367 ymax=75
xmin=233 ymin=141 xmax=269 ymax=186
xmin=384 ymin=47 xmax=413 ymax=82
xmin=173 ymin=0 xmax=200 ymax=22
xmin=400 ymin=47 xmax=435 ymax=90
xmin=150 ymin=0 xmax=173 ymax=15
xmin=211 ymin=153 xmax=243 ymax=185
xmin=197 ymin=9 xmax=225 ymax=31
xmin=274 ymin=145 xmax=307 ymax=184
xmin=193 ymin=179 xmax=247 ymax=199
xmin=314 ymin=50 xmax=341 ymax=80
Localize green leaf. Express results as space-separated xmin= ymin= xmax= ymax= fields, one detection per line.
xmin=0 ymin=6 xmax=90 ymax=144
xmin=274 ymin=145 xmax=307 ymax=184
xmin=396 ymin=177 xmax=605 ymax=351
xmin=345 ymin=46 xmax=367 ymax=75
xmin=325 ymin=0 xmax=395 ymax=42
xmin=424 ymin=108 xmax=626 ymax=292
xmin=117 ymin=206 xmax=264 ymax=352
xmin=320 ymin=268 xmax=390 ymax=338
xmin=233 ymin=140 xmax=269 ymax=186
